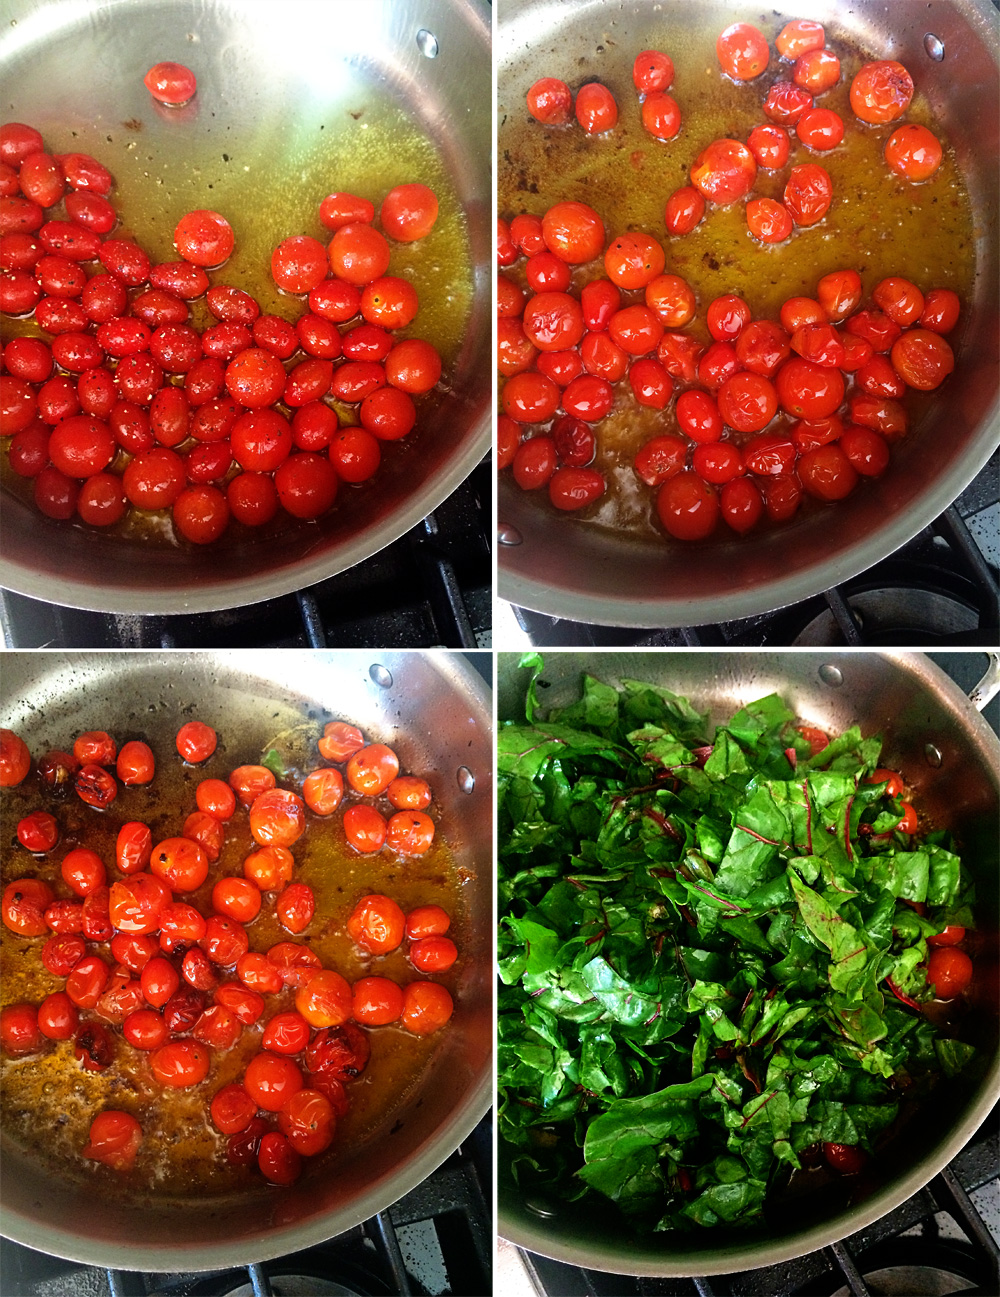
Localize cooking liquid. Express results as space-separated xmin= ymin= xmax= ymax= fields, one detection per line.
xmin=0 ymin=96 xmax=474 ymax=545
xmin=498 ymin=24 xmax=978 ymax=539
xmin=0 ymin=718 xmax=467 ymax=1203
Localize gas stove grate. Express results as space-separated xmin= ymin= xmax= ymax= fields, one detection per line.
xmin=0 ymin=463 xmax=491 ymax=651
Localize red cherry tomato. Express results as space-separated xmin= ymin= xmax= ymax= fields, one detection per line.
xmin=410 ymin=936 xmax=459 ymax=973
xmin=245 ymin=1050 xmax=304 ymax=1112
xmin=352 ymin=976 xmax=405 ymax=1025
xmin=386 ymin=776 xmax=433 ymax=811
xmin=37 ymin=991 xmax=79 ymax=1041
xmin=823 ymin=1143 xmax=867 ymax=1175
xmin=526 ymin=77 xmax=573 ymax=125
xmin=17 ymin=810 xmax=59 ymax=854
xmin=61 ymin=847 xmax=106 ymax=896
xmin=884 ymin=124 xmax=942 ymax=181
xmin=850 ymin=60 xmax=913 ymax=124
xmin=151 ymin=1038 xmax=211 ymax=1088
xmin=405 ymin=905 xmax=451 ymax=940
xmin=793 ymin=49 xmax=841 ymax=94
xmin=0 ymin=729 xmax=31 ymax=786
xmin=716 ymin=23 xmax=769 ymax=80
xmin=542 ymin=201 xmax=605 ymax=265
xmin=401 ymin=982 xmax=454 ymax=1036
xmin=175 ymin=721 xmax=217 ymax=763
xmin=278 ymin=1087 xmax=336 ymax=1157
xmin=926 ymin=947 xmax=973 ymax=1000
xmin=776 ymin=20 xmax=825 ymax=59
xmin=656 ymin=472 xmax=719 ymax=541
xmin=211 ymin=1083 xmax=257 ymax=1135
xmin=144 ymin=61 xmax=197 ymax=105
xmin=634 ymin=435 xmax=688 ymax=487
xmin=690 ymin=138 xmax=757 ymax=205
xmin=243 ymin=845 xmax=295 ymax=892
xmin=380 ymin=183 xmax=439 ymax=242
xmin=150 ymin=837 xmax=208 ymax=892
xmin=346 ymin=743 xmax=400 ymax=796
xmin=276 ymin=882 xmax=316 ymax=935
xmin=664 ymin=186 xmax=706 ymax=236
xmin=295 ymin=969 xmax=352 ymax=1029
xmin=318 ymin=722 xmax=365 ymax=763
xmin=174 ymin=210 xmax=233 ymax=267
xmin=117 ymin=740 xmax=155 ymax=786
xmin=347 ymin=893 xmax=405 ymax=955
xmin=67 ymin=956 xmax=112 ymax=1010
xmin=249 ymin=788 xmax=306 ymax=848
xmin=575 ymin=82 xmax=618 ymax=134
xmin=82 ymin=1110 xmax=143 ymax=1170
xmin=890 ymin=329 xmax=955 ymax=391
xmin=784 ymin=164 xmax=833 ymax=226
xmin=3 ymin=877 xmax=55 ymax=936
xmin=927 ymin=926 xmax=966 ymax=948
xmin=798 ymin=444 xmax=859 ymax=501
xmin=1 ymin=1003 xmax=45 ymax=1056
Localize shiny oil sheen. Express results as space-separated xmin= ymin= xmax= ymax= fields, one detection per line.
xmin=0 ymin=0 xmax=490 ymax=613
xmin=0 ymin=651 xmax=493 ymax=1270
xmin=497 ymin=0 xmax=1000 ymax=627
xmin=496 ymin=651 xmax=1000 ymax=1275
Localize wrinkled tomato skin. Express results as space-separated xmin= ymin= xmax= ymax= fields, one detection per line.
xmin=74 ymin=1019 xmax=114 ymax=1071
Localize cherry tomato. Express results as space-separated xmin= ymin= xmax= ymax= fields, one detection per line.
xmin=575 ymin=82 xmax=618 ymax=134
xmin=174 ymin=721 xmax=217 ymax=764
xmin=174 ymin=209 xmax=234 ymax=267
xmin=604 ymin=232 xmax=665 ymax=292
xmin=145 ymin=60 xmax=197 ymax=105
xmin=645 ymin=274 xmax=696 ymax=329
xmin=211 ymin=1082 xmax=257 ymax=1135
xmin=150 ymin=837 xmax=208 ymax=893
xmin=872 ymin=277 xmax=924 ymax=328
xmin=341 ymin=804 xmax=386 ymax=854
xmin=182 ymin=946 xmax=219 ymax=991
xmin=161 ymin=986 xmax=206 ymax=1033
xmin=884 ymin=123 xmax=942 ymax=181
xmin=37 ymin=991 xmax=79 ymax=1041
xmin=735 ymin=321 xmax=791 ymax=377
xmin=236 ymin=951 xmax=284 ymax=996
xmin=698 ymin=341 xmax=740 ymax=392
xmin=75 ymin=1019 xmax=115 ymax=1071
xmin=113 ymin=739 xmax=154 ymax=787
xmin=201 ymin=914 xmax=250 ymax=967
xmin=151 ymin=1038 xmax=212 ymax=1088
xmin=295 ymin=969 xmax=352 ymax=1029
xmin=717 ymin=373 xmax=778 ymax=433
xmin=919 ymin=288 xmax=960 ymax=335
xmin=747 ymin=124 xmax=790 ymax=170
xmin=192 ymin=1003 xmax=241 ymax=1049
xmin=690 ymin=138 xmax=757 ymax=205
xmin=663 ymin=186 xmax=706 ymax=236
xmin=890 ymin=329 xmax=954 ymax=391
xmin=300 ymin=768 xmax=343 ymax=817
xmin=114 ymin=821 xmax=151 ymax=877
xmin=839 ymin=424 xmax=890 ymax=477
xmin=634 ymin=434 xmax=688 ymax=487
xmin=1 ymin=1003 xmax=45 ymax=1056
xmin=633 ymin=47 xmax=674 ymax=90
xmin=41 ymin=932 xmax=86 ymax=976
xmin=927 ymin=926 xmax=966 ymax=948
xmin=816 ymin=269 xmax=863 ymax=320
xmin=410 ymin=936 xmax=459 ymax=973
xmin=798 ymin=444 xmax=859 ymax=501
xmin=3 ymin=877 xmax=55 ymax=936
xmin=209 ymin=878 xmax=261 ymax=927
xmin=784 ymin=164 xmax=833 ymax=226
xmin=381 ymin=777 xmax=432 ymax=815
xmin=81 ymin=1110 xmax=143 ymax=1173
xmin=628 ymin=356 xmax=673 ymax=411
xmin=318 ymin=722 xmax=365 ymax=764
xmin=380 ymin=182 xmax=438 ymax=242
xmin=401 ymin=981 xmax=454 ymax=1036
xmin=846 ymin=309 xmax=902 ymax=354
xmin=275 ymin=882 xmax=315 ymax=935
xmin=267 ymin=942 xmax=322 ymax=988
xmin=67 ymin=954 xmax=111 ymax=1010
xmin=248 ymin=788 xmax=305 ymax=849
xmin=0 ymin=731 xmax=30 ymax=787
xmin=123 ymin=1007 xmax=169 ymax=1051
xmin=641 ymin=92 xmax=681 ymax=141
xmin=109 ymin=872 xmax=173 ymax=934
xmin=523 ymin=291 xmax=585 ymax=351
xmin=346 ymin=743 xmax=400 ymax=796
xmin=547 ymin=466 xmax=606 ymax=512
xmin=17 ymin=810 xmax=59 ymax=853
xmin=856 ymin=355 xmax=905 ymax=399
xmin=824 ymin=1143 xmax=867 ymax=1175
xmin=110 ymin=932 xmax=158 ymax=973
xmin=60 ymin=847 xmax=105 ymax=897
xmin=82 ymin=887 xmax=113 ymax=942
xmin=405 ymin=905 xmax=451 ymax=941
xmin=716 ymin=22 xmax=769 ymax=80
xmin=258 ymin=1130 xmax=302 ymax=1184
xmin=227 ymin=1115 xmax=269 ymax=1166
xmin=352 ymin=976 xmax=404 ymax=1025
xmin=43 ymin=898 xmax=83 ymax=933
xmin=850 ymin=60 xmax=913 ymax=124
xmin=306 ymin=1023 xmax=371 ymax=1079
xmin=691 ymin=442 xmax=742 ymax=485
xmin=926 ymin=947 xmax=973 ymax=1000
xmin=526 ymin=77 xmax=573 ymax=124
xmin=776 ymin=356 xmax=844 ymax=418
xmin=347 ymin=893 xmax=405 ymax=955
xmin=776 ymin=20 xmax=825 ymax=59
xmin=542 ymin=201 xmax=605 ymax=265
xmin=793 ymin=49 xmax=840 ymax=94
xmin=243 ymin=845 xmax=295 ymax=892
xmin=796 ymin=108 xmax=844 ymax=151
xmin=865 ymin=767 xmax=905 ymax=798
xmin=278 ymin=1088 xmax=336 ymax=1157
xmin=656 ymin=472 xmax=719 ymax=541
xmin=675 ymin=390 xmax=722 ymax=444
xmin=328 ymin=221 xmax=391 ymax=285
xmin=158 ymin=902 xmax=207 ymax=953
xmin=318 ymin=191 xmax=375 ymax=230
xmin=245 ymin=1050 xmax=304 ymax=1112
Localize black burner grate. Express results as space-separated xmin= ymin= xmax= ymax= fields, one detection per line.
xmin=0 ymin=462 xmax=491 ymax=650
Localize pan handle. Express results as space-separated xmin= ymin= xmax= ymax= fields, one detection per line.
xmin=968 ymin=653 xmax=1000 ymax=713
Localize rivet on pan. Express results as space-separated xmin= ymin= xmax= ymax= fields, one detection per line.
xmin=457 ymin=765 xmax=475 ymax=794
xmin=369 ymin=665 xmax=393 ymax=688
xmin=525 ymin=1196 xmax=558 ymax=1218
xmin=924 ymin=743 xmax=943 ymax=768
xmin=924 ymin=33 xmax=945 ymax=60
xmin=416 ymin=28 xmax=439 ymax=58
xmin=818 ymin=664 xmax=844 ymax=687
xmin=497 ymin=522 xmax=523 ymax=546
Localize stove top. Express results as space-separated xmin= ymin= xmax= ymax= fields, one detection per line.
xmin=0 ymin=462 xmax=492 ymax=650
xmin=504 ymin=452 xmax=999 ymax=649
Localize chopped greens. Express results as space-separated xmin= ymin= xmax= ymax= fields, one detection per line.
xmin=497 ymin=660 xmax=977 ymax=1232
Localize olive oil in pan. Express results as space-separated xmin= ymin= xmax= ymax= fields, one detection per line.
xmin=0 ymin=725 xmax=466 ymax=1200
xmin=499 ymin=31 xmax=977 ymax=540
